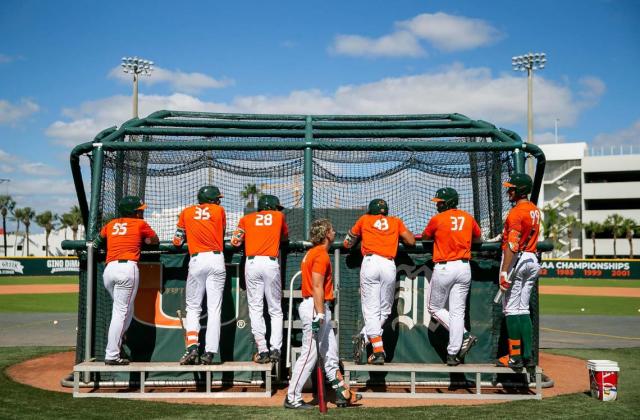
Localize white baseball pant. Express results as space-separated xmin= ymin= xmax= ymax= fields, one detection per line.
xmin=427 ymin=260 xmax=471 ymax=355
xmin=287 ymin=298 xmax=339 ymax=403
xmin=503 ymin=252 xmax=540 ymax=315
xmin=185 ymin=251 xmax=226 ymax=353
xmin=103 ymin=260 xmax=139 ymax=361
xmin=360 ymin=254 xmax=396 ymax=339
xmin=245 ymin=256 xmax=283 ymax=353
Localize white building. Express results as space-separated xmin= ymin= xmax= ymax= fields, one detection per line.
xmin=0 ymin=227 xmax=84 ymax=257
xmin=539 ymin=143 xmax=640 ymax=258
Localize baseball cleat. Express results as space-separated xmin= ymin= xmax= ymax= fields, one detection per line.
xmin=446 ymin=354 xmax=461 ymax=366
xmin=105 ymin=357 xmax=130 ymax=366
xmin=367 ymin=351 xmax=385 ymax=365
xmin=269 ymin=349 xmax=281 ymax=363
xmin=458 ymin=333 xmax=478 ymax=359
xmin=201 ymin=352 xmax=220 ymax=365
xmin=253 ymin=351 xmax=271 ymax=364
xmin=523 ymin=358 xmax=536 ymax=368
xmin=179 ymin=345 xmax=200 ymax=365
xmin=335 ymin=390 xmax=363 ymax=407
xmin=496 ymin=355 xmax=524 ymax=370
xmin=352 ymin=334 xmax=365 ymax=364
xmin=283 ymin=398 xmax=314 ymax=409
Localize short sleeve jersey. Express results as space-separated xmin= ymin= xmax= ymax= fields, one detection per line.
xmin=350 ymin=214 xmax=409 ymax=259
xmin=422 ymin=209 xmax=481 ymax=263
xmin=501 ymin=200 xmax=541 ymax=253
xmin=301 ymin=245 xmax=334 ymax=301
xmin=177 ymin=203 xmax=226 ymax=255
xmin=100 ymin=218 xmax=157 ymax=264
xmin=237 ymin=210 xmax=289 ymax=257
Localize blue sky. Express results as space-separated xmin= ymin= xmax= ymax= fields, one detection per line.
xmin=0 ymin=0 xmax=639 ymax=217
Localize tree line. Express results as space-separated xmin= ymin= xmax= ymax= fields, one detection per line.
xmin=542 ymin=203 xmax=638 ymax=259
xmin=0 ymin=195 xmax=83 ymax=257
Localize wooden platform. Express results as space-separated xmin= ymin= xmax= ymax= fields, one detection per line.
xmin=342 ymin=362 xmax=543 ymax=400
xmin=73 ymin=361 xmax=272 ymax=398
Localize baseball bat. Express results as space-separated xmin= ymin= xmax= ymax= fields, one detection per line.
xmin=493 ymin=254 xmax=523 ymax=304
xmin=314 ymin=331 xmax=328 ymax=414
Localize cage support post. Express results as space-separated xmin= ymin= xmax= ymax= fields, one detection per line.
xmin=303 ymin=116 xmax=313 ymax=240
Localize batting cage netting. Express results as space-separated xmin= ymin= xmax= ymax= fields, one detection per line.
xmin=67 ymin=111 xmax=546 ymax=386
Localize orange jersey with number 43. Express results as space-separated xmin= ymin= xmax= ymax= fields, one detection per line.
xmin=177 ymin=203 xmax=226 ymax=255
xmin=501 ymin=201 xmax=541 ymax=253
xmin=350 ymin=214 xmax=409 ymax=259
xmin=100 ymin=218 xmax=157 ymax=263
xmin=422 ymin=209 xmax=481 ymax=263
xmin=237 ymin=210 xmax=289 ymax=257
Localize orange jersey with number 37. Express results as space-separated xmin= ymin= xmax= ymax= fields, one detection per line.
xmin=422 ymin=209 xmax=481 ymax=263
xmin=350 ymin=214 xmax=409 ymax=259
xmin=177 ymin=203 xmax=226 ymax=255
xmin=100 ymin=218 xmax=157 ymax=263
xmin=236 ymin=210 xmax=288 ymax=257
xmin=501 ymin=201 xmax=541 ymax=253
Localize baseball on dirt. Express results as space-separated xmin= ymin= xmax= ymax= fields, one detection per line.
xmin=53 ymin=320 xmax=59 ymax=325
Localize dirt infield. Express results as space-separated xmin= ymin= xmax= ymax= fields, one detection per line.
xmin=7 ymin=351 xmax=588 ymax=406
xmin=539 ymin=286 xmax=640 ymax=298
xmin=0 ymin=284 xmax=79 ymax=295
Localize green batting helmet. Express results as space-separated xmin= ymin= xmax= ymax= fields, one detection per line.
xmin=503 ymin=173 xmax=532 ymax=196
xmin=197 ymin=186 xmax=223 ymax=204
xmin=118 ymin=196 xmax=147 ymax=217
xmin=368 ymin=199 xmax=389 ymax=215
xmin=258 ymin=194 xmax=284 ymax=211
xmin=431 ymin=187 xmax=458 ymax=211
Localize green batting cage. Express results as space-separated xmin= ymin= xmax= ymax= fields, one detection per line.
xmin=64 ymin=110 xmax=547 ymax=388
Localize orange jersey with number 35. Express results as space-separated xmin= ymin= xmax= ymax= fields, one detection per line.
xmin=422 ymin=209 xmax=481 ymax=263
xmin=236 ymin=210 xmax=289 ymax=257
xmin=177 ymin=203 xmax=226 ymax=255
xmin=350 ymin=214 xmax=409 ymax=259
xmin=501 ymin=201 xmax=541 ymax=253
xmin=100 ymin=218 xmax=157 ymax=263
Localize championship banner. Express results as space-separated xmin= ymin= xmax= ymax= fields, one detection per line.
xmin=0 ymin=257 xmax=79 ymax=276
xmin=539 ymin=259 xmax=640 ymax=280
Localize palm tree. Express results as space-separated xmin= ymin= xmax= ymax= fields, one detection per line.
xmin=11 ymin=207 xmax=24 ymax=256
xmin=584 ymin=221 xmax=604 ymax=258
xmin=542 ymin=204 xmax=562 ymax=255
xmin=620 ymin=218 xmax=637 ymax=259
xmin=61 ymin=206 xmax=83 ymax=240
xmin=0 ymin=195 xmax=15 ymax=256
xmin=604 ymin=214 xmax=625 ymax=259
xmin=36 ymin=211 xmax=59 ymax=256
xmin=562 ymin=214 xmax=580 ymax=257
xmin=18 ymin=207 xmax=36 ymax=255
xmin=240 ymin=183 xmax=262 ymax=208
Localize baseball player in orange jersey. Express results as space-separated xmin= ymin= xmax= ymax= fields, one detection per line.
xmin=422 ymin=188 xmax=482 ymax=366
xmin=96 ymin=196 xmax=159 ymax=365
xmin=173 ymin=186 xmax=227 ymax=365
xmin=343 ymin=199 xmax=415 ymax=365
xmin=497 ymin=173 xmax=541 ymax=369
xmin=231 ymin=195 xmax=289 ymax=364
xmin=284 ymin=219 xmax=361 ymax=409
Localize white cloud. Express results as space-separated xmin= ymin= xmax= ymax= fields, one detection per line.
xmin=19 ymin=162 xmax=62 ymax=177
xmin=330 ymin=12 xmax=502 ymax=58
xmin=0 ymin=54 xmax=15 ymax=64
xmin=593 ymin=119 xmax=640 ymax=147
xmin=108 ymin=66 xmax=234 ymax=94
xmin=330 ymin=31 xmax=425 ymax=58
xmin=534 ymin=131 xmax=567 ymax=145
xmin=0 ymin=98 xmax=39 ymax=125
xmin=398 ymin=12 xmax=503 ymax=52
xmin=578 ymin=76 xmax=606 ymax=105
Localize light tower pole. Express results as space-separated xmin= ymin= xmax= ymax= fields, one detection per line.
xmin=121 ymin=56 xmax=154 ymax=118
xmin=512 ymin=52 xmax=547 ymax=175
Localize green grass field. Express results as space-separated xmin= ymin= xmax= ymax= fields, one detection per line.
xmin=0 ymin=347 xmax=638 ymax=419
xmin=540 ymin=294 xmax=640 ymax=316
xmin=540 ymin=278 xmax=640 ymax=288
xmin=0 ymin=293 xmax=78 ymax=313
xmin=0 ymin=276 xmax=77 ymax=286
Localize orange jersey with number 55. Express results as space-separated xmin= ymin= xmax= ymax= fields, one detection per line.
xmin=100 ymin=218 xmax=157 ymax=263
xmin=235 ymin=210 xmax=289 ymax=257
xmin=350 ymin=214 xmax=409 ymax=259
xmin=177 ymin=203 xmax=226 ymax=255
xmin=501 ymin=201 xmax=540 ymax=253
xmin=422 ymin=209 xmax=481 ymax=263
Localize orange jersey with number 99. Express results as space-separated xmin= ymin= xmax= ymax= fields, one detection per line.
xmin=501 ymin=201 xmax=540 ymax=253
xmin=422 ymin=209 xmax=481 ymax=263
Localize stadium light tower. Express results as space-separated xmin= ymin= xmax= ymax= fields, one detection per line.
xmin=512 ymin=52 xmax=547 ymax=175
xmin=121 ymin=56 xmax=154 ymax=118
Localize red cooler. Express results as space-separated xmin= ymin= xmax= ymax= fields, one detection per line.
xmin=587 ymin=360 xmax=619 ymax=401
